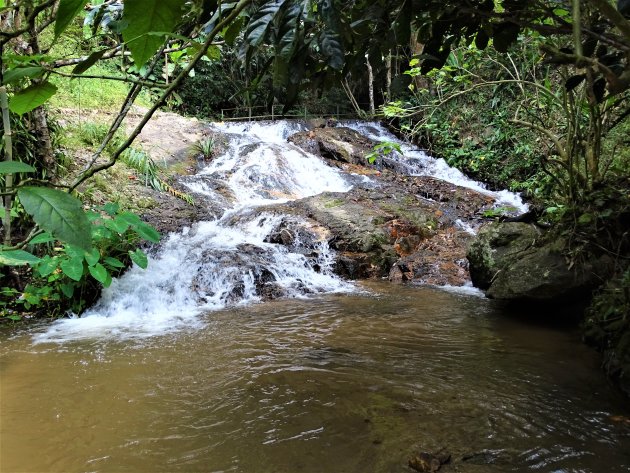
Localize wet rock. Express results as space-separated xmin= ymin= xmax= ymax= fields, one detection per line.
xmin=467 ymin=222 xmax=614 ymax=304
xmin=408 ymin=450 xmax=451 ymax=472
xmin=467 ymin=222 xmax=541 ymax=290
xmin=288 ymin=127 xmax=377 ymax=166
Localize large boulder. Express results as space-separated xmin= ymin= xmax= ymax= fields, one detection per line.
xmin=467 ymin=222 xmax=613 ymax=303
xmin=288 ymin=127 xmax=377 ymax=166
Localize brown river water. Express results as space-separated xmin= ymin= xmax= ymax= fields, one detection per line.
xmin=1 ymin=282 xmax=629 ymax=473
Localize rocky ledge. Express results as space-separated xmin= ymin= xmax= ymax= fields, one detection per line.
xmin=467 ymin=221 xmax=613 ymax=306
xmin=274 ymin=125 xmax=499 ymax=286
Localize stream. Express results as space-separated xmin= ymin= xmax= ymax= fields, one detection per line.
xmin=1 ymin=121 xmax=629 ymax=472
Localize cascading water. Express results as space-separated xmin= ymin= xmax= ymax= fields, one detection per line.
xmin=35 ymin=120 xmax=526 ymax=343
xmin=344 ymin=121 xmax=528 ymax=212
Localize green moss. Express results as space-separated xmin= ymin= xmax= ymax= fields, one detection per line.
xmin=324 ymin=198 xmax=345 ymax=208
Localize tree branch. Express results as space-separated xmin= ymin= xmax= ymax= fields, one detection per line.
xmin=70 ymin=0 xmax=254 ymax=191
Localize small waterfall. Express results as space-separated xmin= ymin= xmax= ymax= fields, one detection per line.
xmin=35 ymin=120 xmax=526 ymax=342
xmin=35 ymin=122 xmax=352 ymax=343
xmin=344 ymin=121 xmax=528 ymax=213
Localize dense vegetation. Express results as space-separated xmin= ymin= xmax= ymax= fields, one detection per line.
xmin=0 ymin=0 xmax=629 ymax=385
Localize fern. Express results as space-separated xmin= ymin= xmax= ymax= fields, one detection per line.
xmin=121 ymin=148 xmax=194 ymax=205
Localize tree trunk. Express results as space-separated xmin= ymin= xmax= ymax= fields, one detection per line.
xmin=386 ymin=51 xmax=392 ymax=99
xmin=1 ymin=86 xmax=14 ymax=246
xmin=366 ymin=54 xmax=375 ymax=115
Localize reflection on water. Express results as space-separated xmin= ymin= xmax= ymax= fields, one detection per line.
xmin=1 ymin=282 xmax=629 ymax=473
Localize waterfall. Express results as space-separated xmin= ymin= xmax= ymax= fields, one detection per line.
xmin=34 ymin=120 xmax=525 ymax=342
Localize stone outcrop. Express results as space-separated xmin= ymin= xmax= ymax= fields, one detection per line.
xmin=273 ymin=126 xmax=500 ymax=285
xmin=288 ymin=126 xmax=378 ymax=166
xmin=467 ymin=222 xmax=613 ymax=303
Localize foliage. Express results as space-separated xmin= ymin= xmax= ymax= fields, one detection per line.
xmin=189 ymin=137 xmax=215 ymax=160
xmin=0 ymin=202 xmax=159 ymax=317
xmin=365 ymin=141 xmax=402 ymax=164
xmin=584 ymin=268 xmax=630 ymax=386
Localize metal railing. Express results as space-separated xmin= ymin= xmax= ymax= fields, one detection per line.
xmin=218 ymin=104 xmax=370 ymax=121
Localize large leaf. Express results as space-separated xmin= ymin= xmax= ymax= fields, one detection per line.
xmin=60 ymin=256 xmax=84 ymax=281
xmin=320 ymin=30 xmax=344 ymax=70
xmin=2 ymin=66 xmax=44 ymax=85
xmin=0 ymin=249 xmax=41 ymax=266
xmin=8 ymin=82 xmax=57 ymax=115
xmin=17 ymin=187 xmax=92 ymax=251
xmin=244 ymin=0 xmax=287 ymax=48
xmin=133 ymin=221 xmax=160 ymax=243
xmin=122 ymin=0 xmax=182 ymax=67
xmin=129 ymin=248 xmax=148 ymax=269
xmin=72 ymin=49 xmax=109 ymax=75
xmin=55 ymin=0 xmax=89 ymax=39
xmin=276 ymin=2 xmax=303 ymax=59
xmin=88 ymin=263 xmax=110 ymax=286
xmin=0 ymin=161 xmax=36 ymax=174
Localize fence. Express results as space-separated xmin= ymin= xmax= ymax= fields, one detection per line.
xmin=218 ymin=104 xmax=371 ymax=121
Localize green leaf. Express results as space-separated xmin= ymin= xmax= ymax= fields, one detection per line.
xmin=105 ymin=216 xmax=130 ymax=234
xmin=320 ymin=30 xmax=344 ymax=70
xmin=206 ymin=45 xmax=221 ymax=61
xmin=60 ymin=283 xmax=75 ymax=298
xmin=17 ymin=186 xmax=92 ymax=251
xmin=84 ymin=248 xmax=100 ymax=266
xmin=60 ymin=256 xmax=84 ymax=281
xmin=122 ymin=0 xmax=182 ymax=67
xmin=129 ymin=248 xmax=148 ymax=269
xmin=36 ymin=255 xmax=59 ymax=277
xmin=0 ymin=249 xmax=41 ymax=266
xmin=0 ymin=161 xmax=36 ymax=174
xmin=72 ymin=49 xmax=108 ymax=74
xmin=2 ymin=66 xmax=44 ymax=85
xmin=101 ymin=202 xmax=120 ymax=216
xmin=8 ymin=82 xmax=57 ymax=115
xmin=117 ymin=211 xmax=142 ymax=226
xmin=29 ymin=232 xmax=56 ymax=244
xmin=133 ymin=221 xmax=160 ymax=243
xmin=244 ymin=0 xmax=287 ymax=48
xmin=223 ymin=16 xmax=244 ymax=46
xmin=55 ymin=0 xmax=89 ymax=39
xmin=88 ymin=263 xmax=109 ymax=284
xmin=103 ymin=256 xmax=125 ymax=268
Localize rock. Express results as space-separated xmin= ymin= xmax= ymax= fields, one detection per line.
xmin=408 ymin=450 xmax=451 ymax=472
xmin=467 ymin=222 xmax=541 ymax=290
xmin=467 ymin=222 xmax=613 ymax=303
xmin=288 ymin=127 xmax=377 ymax=166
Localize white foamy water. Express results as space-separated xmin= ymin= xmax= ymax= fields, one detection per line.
xmin=343 ymin=121 xmax=528 ymax=213
xmin=35 ymin=120 xmax=527 ymax=343
xmin=34 ymin=122 xmax=352 ymax=343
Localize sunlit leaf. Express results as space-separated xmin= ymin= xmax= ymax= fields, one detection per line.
xmin=17 ymin=186 xmax=91 ymax=250
xmin=0 ymin=249 xmax=41 ymax=266
xmin=8 ymin=82 xmax=57 ymax=115
xmin=129 ymin=248 xmax=148 ymax=269
xmin=0 ymin=161 xmax=36 ymax=174
xmin=122 ymin=0 xmax=182 ymax=67
xmin=55 ymin=0 xmax=89 ymax=39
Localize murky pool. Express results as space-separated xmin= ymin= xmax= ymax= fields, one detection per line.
xmin=1 ymin=282 xmax=629 ymax=472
